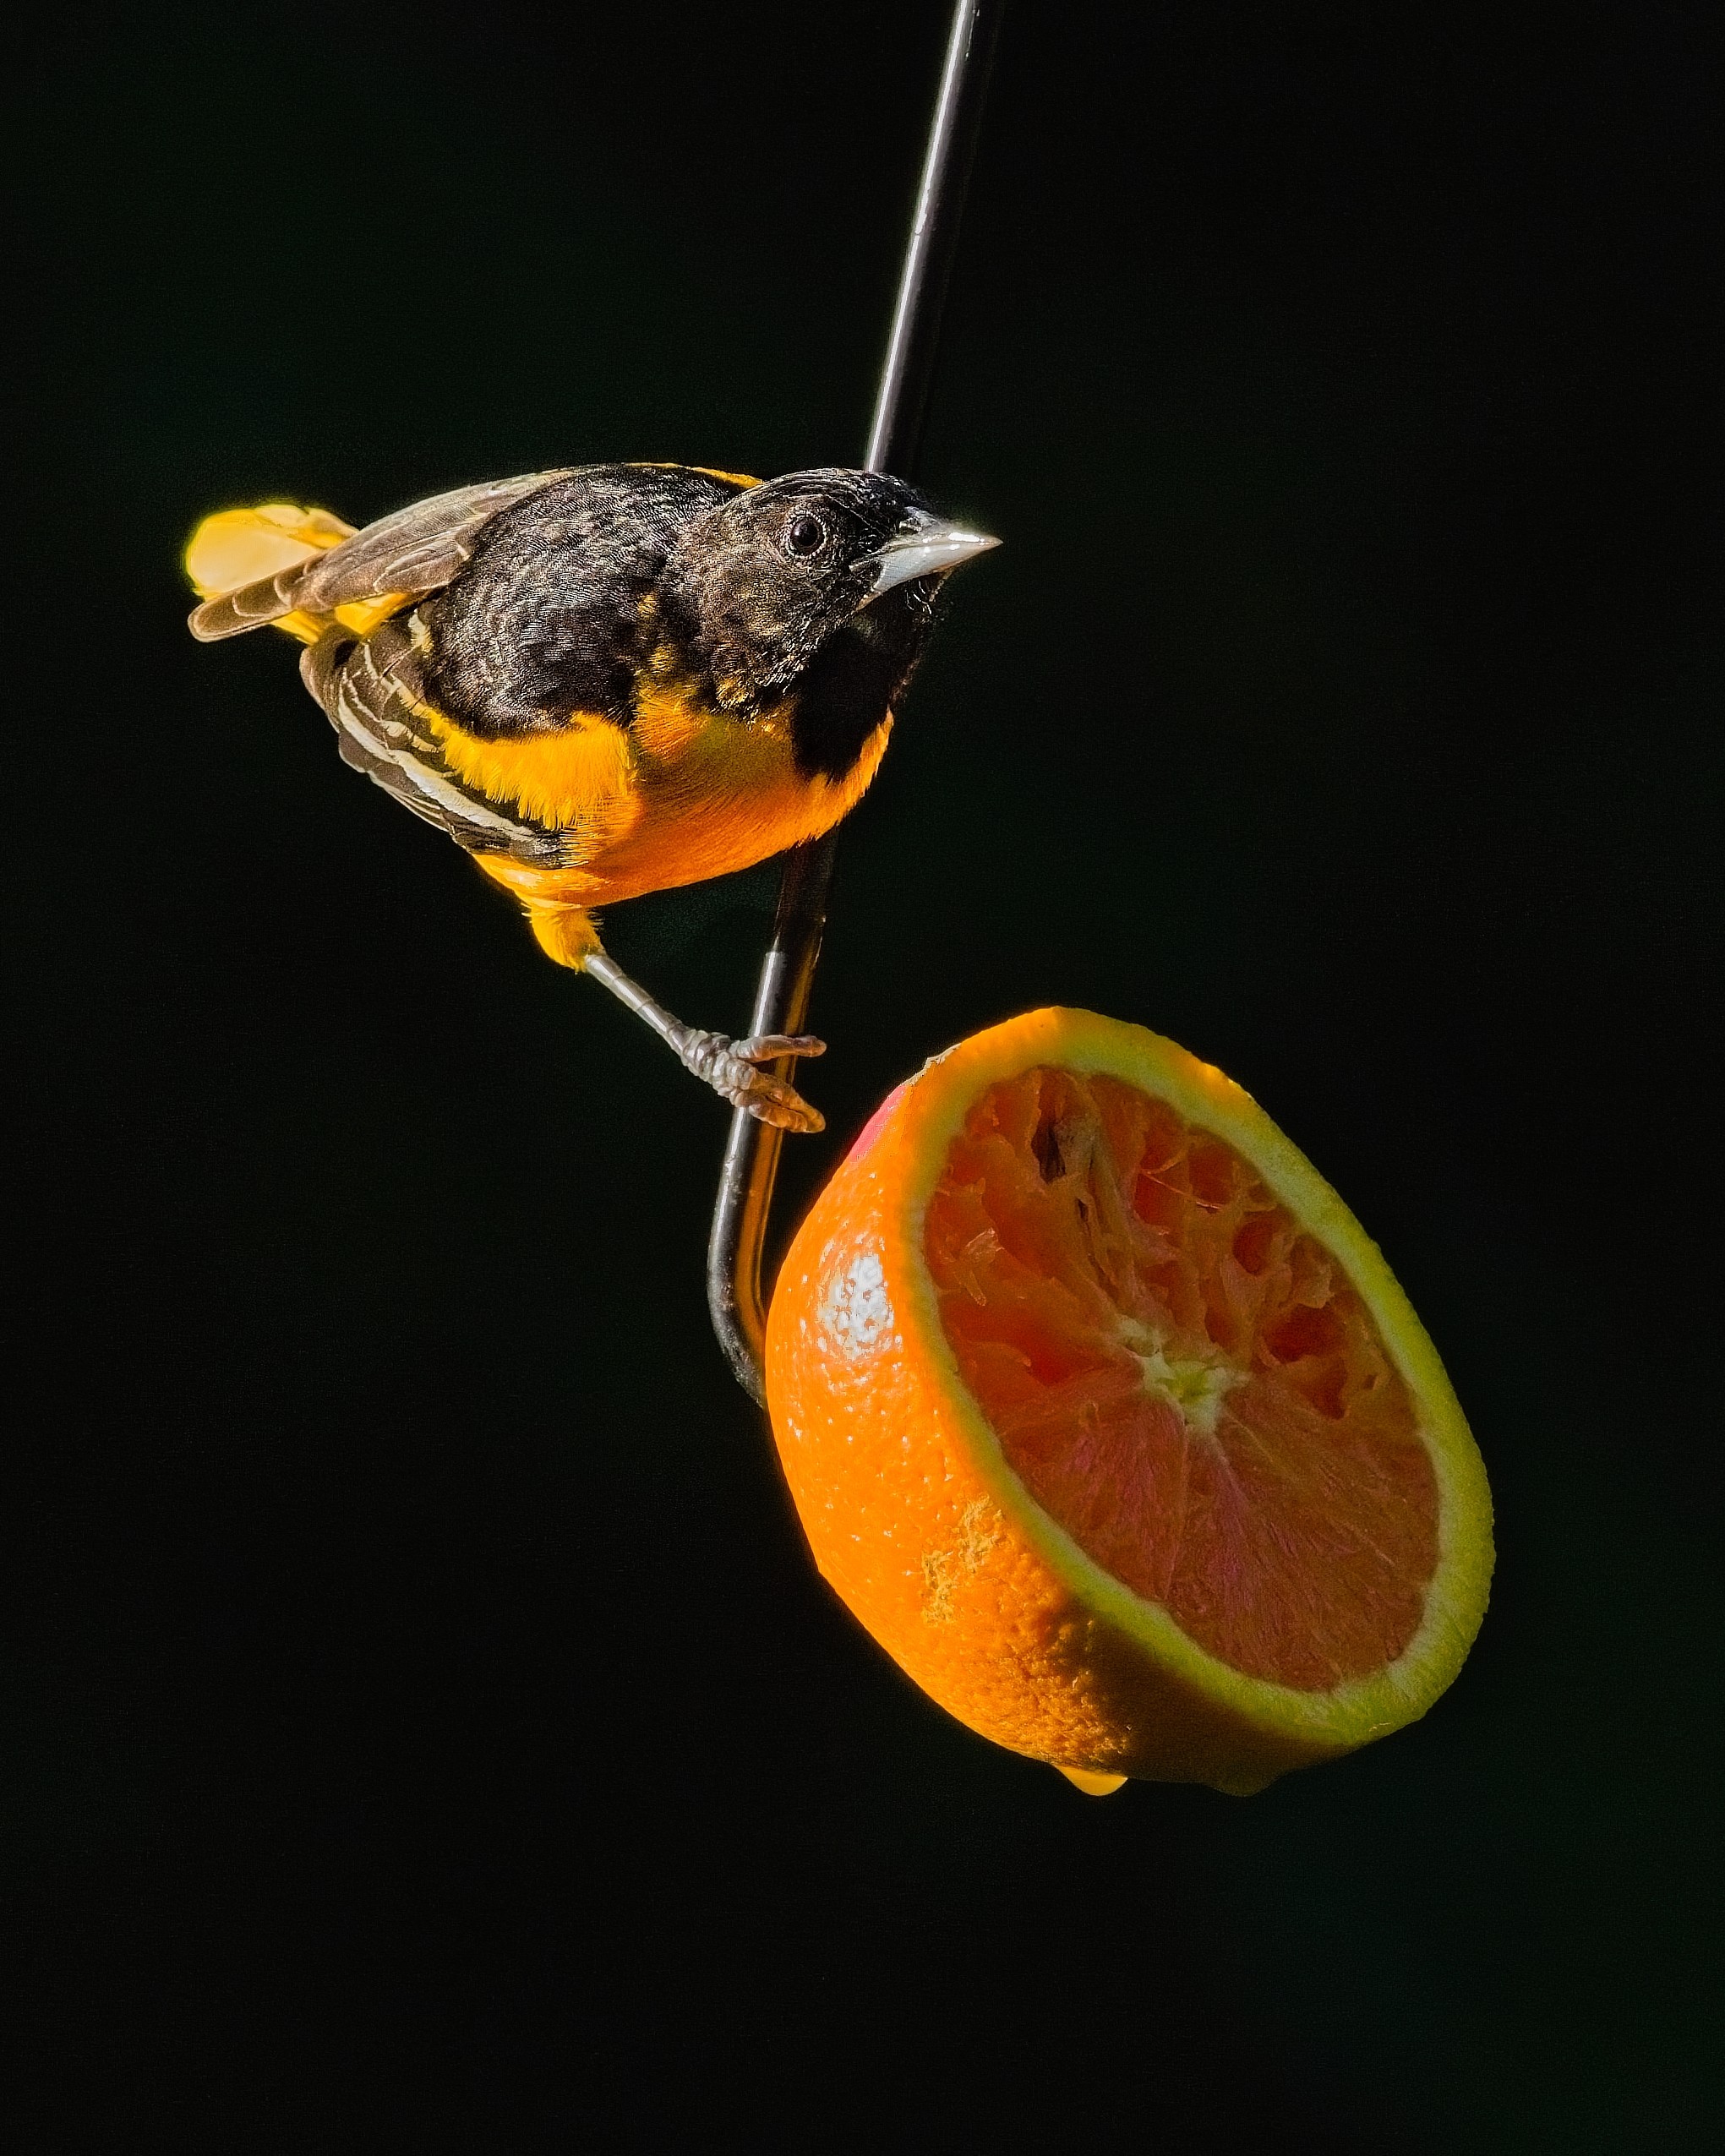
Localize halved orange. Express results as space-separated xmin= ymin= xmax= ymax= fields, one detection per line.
xmin=765 ymin=1010 xmax=1492 ymax=1794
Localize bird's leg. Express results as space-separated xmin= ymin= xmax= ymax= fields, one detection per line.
xmin=583 ymin=951 xmax=826 ymax=1133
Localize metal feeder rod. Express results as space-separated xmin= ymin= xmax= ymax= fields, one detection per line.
xmin=707 ymin=0 xmax=1003 ymax=1402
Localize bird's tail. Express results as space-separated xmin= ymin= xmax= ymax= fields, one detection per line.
xmin=183 ymin=502 xmax=397 ymax=644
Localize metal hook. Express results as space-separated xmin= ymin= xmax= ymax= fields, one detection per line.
xmin=706 ymin=0 xmax=1005 ymax=1403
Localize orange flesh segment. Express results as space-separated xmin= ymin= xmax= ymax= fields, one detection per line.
xmin=924 ymin=1070 xmax=1439 ymax=1690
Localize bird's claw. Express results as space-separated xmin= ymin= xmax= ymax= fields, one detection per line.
xmin=731 ymin=1034 xmax=826 ymax=1065
xmin=676 ymin=1030 xmax=827 ymax=1133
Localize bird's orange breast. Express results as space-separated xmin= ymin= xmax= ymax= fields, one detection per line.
xmin=598 ymin=685 xmax=893 ymax=901
xmin=463 ymin=680 xmax=893 ymax=919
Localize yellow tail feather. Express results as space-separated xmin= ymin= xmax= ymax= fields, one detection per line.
xmin=183 ymin=502 xmax=400 ymax=643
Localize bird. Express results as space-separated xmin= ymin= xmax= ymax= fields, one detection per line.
xmin=185 ymin=463 xmax=998 ymax=1131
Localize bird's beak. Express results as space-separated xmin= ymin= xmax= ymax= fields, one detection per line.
xmin=860 ymin=517 xmax=1001 ymax=602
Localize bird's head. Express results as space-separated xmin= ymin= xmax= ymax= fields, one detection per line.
xmin=658 ymin=468 xmax=998 ymax=772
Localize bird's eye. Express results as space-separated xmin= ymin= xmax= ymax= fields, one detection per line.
xmin=784 ymin=513 xmax=828 ymax=559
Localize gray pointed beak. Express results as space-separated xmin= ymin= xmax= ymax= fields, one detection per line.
xmin=860 ymin=518 xmax=1001 ymax=601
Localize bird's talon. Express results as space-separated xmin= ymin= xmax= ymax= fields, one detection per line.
xmin=732 ymin=1034 xmax=827 ymax=1065
xmin=730 ymin=1062 xmax=823 ymax=1133
xmin=676 ymin=1029 xmax=824 ymax=1132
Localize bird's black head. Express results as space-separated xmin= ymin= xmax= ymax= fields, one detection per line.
xmin=658 ymin=468 xmax=998 ymax=778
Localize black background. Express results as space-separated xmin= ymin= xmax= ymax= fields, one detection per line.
xmin=8 ymin=2 xmax=1721 ymax=2147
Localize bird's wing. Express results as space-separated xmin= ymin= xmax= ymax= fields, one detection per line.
xmin=188 ymin=471 xmax=574 ymax=642
xmin=301 ymin=621 xmax=568 ymax=866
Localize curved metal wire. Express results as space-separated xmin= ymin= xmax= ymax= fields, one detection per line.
xmin=707 ymin=0 xmax=1004 ymax=1402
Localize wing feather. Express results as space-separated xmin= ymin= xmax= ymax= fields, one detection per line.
xmin=188 ymin=470 xmax=573 ymax=641
xmin=300 ymin=623 xmax=567 ymax=865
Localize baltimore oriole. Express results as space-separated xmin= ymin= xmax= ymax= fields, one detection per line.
xmin=186 ymin=465 xmax=996 ymax=1130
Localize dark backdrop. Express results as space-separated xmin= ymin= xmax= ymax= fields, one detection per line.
xmin=8 ymin=3 xmax=1720 ymax=2148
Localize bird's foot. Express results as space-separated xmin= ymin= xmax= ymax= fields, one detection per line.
xmin=676 ymin=1031 xmax=827 ymax=1133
